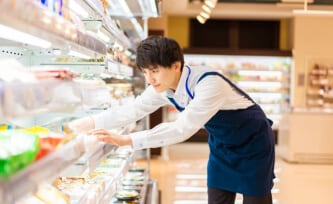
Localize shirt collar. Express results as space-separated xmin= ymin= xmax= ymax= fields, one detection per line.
xmin=165 ymin=65 xmax=190 ymax=99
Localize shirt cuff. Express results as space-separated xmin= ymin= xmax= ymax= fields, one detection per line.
xmin=129 ymin=131 xmax=147 ymax=150
xmin=92 ymin=113 xmax=104 ymax=129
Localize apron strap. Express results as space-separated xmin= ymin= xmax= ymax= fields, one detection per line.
xmin=167 ymin=65 xmax=193 ymax=112
xmin=196 ymin=71 xmax=257 ymax=104
xmin=167 ymin=97 xmax=185 ymax=112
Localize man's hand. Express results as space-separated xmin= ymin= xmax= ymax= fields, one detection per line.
xmin=87 ymin=129 xmax=132 ymax=147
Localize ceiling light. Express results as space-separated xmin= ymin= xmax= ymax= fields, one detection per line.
xmin=197 ymin=0 xmax=217 ymax=24
xmin=200 ymin=11 xmax=210 ymax=19
xmin=196 ymin=15 xmax=206 ymax=24
xmin=0 ymin=24 xmax=52 ymax=48
xmin=202 ymin=4 xmax=212 ymax=13
xmin=204 ymin=0 xmax=217 ymax=8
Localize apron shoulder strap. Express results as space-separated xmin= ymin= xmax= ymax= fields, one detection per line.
xmin=196 ymin=71 xmax=256 ymax=104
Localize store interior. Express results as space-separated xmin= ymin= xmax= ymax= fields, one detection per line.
xmin=1 ymin=0 xmax=333 ymax=204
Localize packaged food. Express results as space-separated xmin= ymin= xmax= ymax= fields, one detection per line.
xmin=116 ymin=190 xmax=139 ymax=201
xmin=0 ymin=130 xmax=39 ymax=178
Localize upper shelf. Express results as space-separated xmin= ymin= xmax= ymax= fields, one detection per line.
xmin=0 ymin=0 xmax=106 ymax=57
xmin=107 ymin=0 xmax=161 ymax=18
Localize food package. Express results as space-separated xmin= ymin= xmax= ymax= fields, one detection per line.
xmin=0 ymin=130 xmax=39 ymax=178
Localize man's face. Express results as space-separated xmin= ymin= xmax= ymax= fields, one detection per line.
xmin=142 ymin=63 xmax=181 ymax=93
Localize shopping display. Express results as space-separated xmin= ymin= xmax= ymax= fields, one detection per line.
xmin=0 ymin=0 xmax=159 ymax=203
xmin=184 ymin=53 xmax=292 ymax=128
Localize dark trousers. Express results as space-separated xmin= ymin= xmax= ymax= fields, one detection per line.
xmin=208 ymin=187 xmax=272 ymax=204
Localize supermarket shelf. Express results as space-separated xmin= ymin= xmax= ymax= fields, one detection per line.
xmin=0 ymin=123 xmax=136 ymax=204
xmin=0 ymin=136 xmax=85 ymax=204
xmin=107 ymin=60 xmax=134 ymax=78
xmin=0 ymin=78 xmax=115 ymax=123
xmin=102 ymin=17 xmax=132 ymax=49
xmin=0 ymin=0 xmax=106 ymax=57
xmin=108 ymin=0 xmax=161 ymax=18
xmin=74 ymin=125 xmax=135 ymax=175
xmin=0 ymin=79 xmax=83 ymax=122
xmin=97 ymin=151 xmax=136 ymax=203
xmin=39 ymin=62 xmax=106 ymax=75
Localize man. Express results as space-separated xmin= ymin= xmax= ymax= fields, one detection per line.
xmin=69 ymin=36 xmax=275 ymax=204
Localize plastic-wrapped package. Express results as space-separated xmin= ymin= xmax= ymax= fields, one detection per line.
xmin=0 ymin=130 xmax=39 ymax=178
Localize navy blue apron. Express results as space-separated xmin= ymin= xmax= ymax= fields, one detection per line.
xmin=167 ymin=67 xmax=275 ymax=196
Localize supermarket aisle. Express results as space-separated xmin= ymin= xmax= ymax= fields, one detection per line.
xmin=148 ymin=143 xmax=333 ymax=204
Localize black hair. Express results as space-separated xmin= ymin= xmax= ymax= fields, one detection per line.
xmin=136 ymin=36 xmax=184 ymax=71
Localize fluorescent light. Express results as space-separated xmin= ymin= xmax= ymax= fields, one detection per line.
xmin=69 ymin=50 xmax=90 ymax=59
xmin=69 ymin=0 xmax=89 ymax=18
xmin=0 ymin=24 xmax=51 ymax=48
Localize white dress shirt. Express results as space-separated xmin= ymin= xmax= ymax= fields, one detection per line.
xmin=92 ymin=65 xmax=253 ymax=150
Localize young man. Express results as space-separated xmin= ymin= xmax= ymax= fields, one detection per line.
xmin=69 ymin=36 xmax=275 ymax=204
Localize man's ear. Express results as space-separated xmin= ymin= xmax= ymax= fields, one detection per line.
xmin=172 ymin=61 xmax=181 ymax=72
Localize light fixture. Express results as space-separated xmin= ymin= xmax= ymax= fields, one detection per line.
xmin=202 ymin=4 xmax=212 ymax=14
xmin=200 ymin=11 xmax=210 ymax=19
xmin=196 ymin=15 xmax=206 ymax=24
xmin=0 ymin=24 xmax=52 ymax=48
xmin=196 ymin=0 xmax=217 ymax=24
xmin=204 ymin=0 xmax=217 ymax=8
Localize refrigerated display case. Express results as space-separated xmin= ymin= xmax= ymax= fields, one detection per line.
xmin=182 ymin=53 xmax=292 ymax=129
xmin=0 ymin=0 xmax=160 ymax=203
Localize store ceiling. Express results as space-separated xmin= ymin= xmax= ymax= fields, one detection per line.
xmin=190 ymin=0 xmax=333 ymax=4
xmin=165 ymin=0 xmax=333 ymax=19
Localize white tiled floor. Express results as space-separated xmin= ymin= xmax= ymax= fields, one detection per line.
xmin=148 ymin=143 xmax=333 ymax=204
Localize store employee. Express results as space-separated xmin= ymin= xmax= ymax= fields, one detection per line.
xmin=69 ymin=36 xmax=275 ymax=204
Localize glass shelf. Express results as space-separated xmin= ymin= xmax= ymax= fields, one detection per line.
xmin=0 ymin=0 xmax=106 ymax=57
